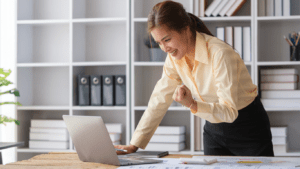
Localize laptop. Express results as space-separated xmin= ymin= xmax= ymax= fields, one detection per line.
xmin=62 ymin=115 xmax=163 ymax=166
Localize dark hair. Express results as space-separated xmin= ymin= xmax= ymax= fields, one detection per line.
xmin=147 ymin=1 xmax=213 ymax=38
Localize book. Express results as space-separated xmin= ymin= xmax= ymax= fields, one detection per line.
xmin=273 ymin=145 xmax=288 ymax=154
xmin=225 ymin=26 xmax=234 ymax=48
xmin=211 ymin=0 xmax=229 ymax=17
xmin=145 ymin=142 xmax=185 ymax=151
xmin=266 ymin=0 xmax=275 ymax=16
xmin=216 ymin=27 xmax=225 ymax=41
xmin=113 ymin=141 xmax=120 ymax=145
xmin=154 ymin=126 xmax=185 ymax=135
xmin=110 ymin=133 xmax=121 ymax=142
xmin=258 ymin=0 xmax=266 ymax=16
xmin=30 ymin=132 xmax=69 ymax=141
xmin=105 ymin=123 xmax=122 ymax=133
xmin=271 ymin=126 xmax=287 ymax=136
xmin=31 ymin=120 xmax=66 ymax=128
xmin=242 ymin=26 xmax=251 ymax=62
xmin=261 ymin=74 xmax=299 ymax=83
xmin=29 ymin=140 xmax=69 ymax=149
xmin=274 ymin=0 xmax=283 ymax=16
xmin=225 ymin=0 xmax=247 ymax=16
xmin=218 ymin=0 xmax=237 ymax=17
xmin=204 ymin=0 xmax=222 ymax=17
xmin=272 ymin=136 xmax=287 ymax=145
xmin=125 ymin=151 xmax=169 ymax=158
xmin=30 ymin=127 xmax=68 ymax=134
xmin=150 ymin=134 xmax=185 ymax=143
xmin=260 ymin=82 xmax=297 ymax=90
xmin=261 ymin=99 xmax=300 ymax=108
xmin=260 ymin=68 xmax=298 ymax=75
xmin=283 ymin=0 xmax=291 ymax=16
xmin=261 ymin=90 xmax=300 ymax=99
xmin=233 ymin=26 xmax=243 ymax=59
xmin=199 ymin=0 xmax=208 ymax=17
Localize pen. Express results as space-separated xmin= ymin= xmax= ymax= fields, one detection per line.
xmin=115 ymin=148 xmax=128 ymax=152
xmin=295 ymin=34 xmax=300 ymax=46
xmin=237 ymin=161 xmax=262 ymax=163
xmin=284 ymin=36 xmax=294 ymax=46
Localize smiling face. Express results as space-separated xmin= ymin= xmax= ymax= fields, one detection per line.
xmin=151 ymin=25 xmax=195 ymax=60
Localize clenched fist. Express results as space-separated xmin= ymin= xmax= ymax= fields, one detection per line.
xmin=172 ymin=85 xmax=196 ymax=108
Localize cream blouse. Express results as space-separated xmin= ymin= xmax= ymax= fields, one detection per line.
xmin=130 ymin=31 xmax=258 ymax=149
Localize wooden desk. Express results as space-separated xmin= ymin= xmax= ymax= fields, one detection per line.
xmin=3 ymin=152 xmax=193 ymax=169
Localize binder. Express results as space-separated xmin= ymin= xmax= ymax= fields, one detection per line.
xmin=90 ymin=75 xmax=102 ymax=106
xmin=78 ymin=75 xmax=90 ymax=105
xmin=115 ymin=75 xmax=126 ymax=106
xmin=102 ymin=75 xmax=115 ymax=106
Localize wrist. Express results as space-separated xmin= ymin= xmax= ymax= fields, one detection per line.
xmin=129 ymin=144 xmax=138 ymax=151
xmin=190 ymin=100 xmax=197 ymax=111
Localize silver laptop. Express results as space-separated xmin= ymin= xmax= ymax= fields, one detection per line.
xmin=62 ymin=115 xmax=163 ymax=166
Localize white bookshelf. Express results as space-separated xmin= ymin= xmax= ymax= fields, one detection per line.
xmin=254 ymin=0 xmax=300 ymax=157
xmin=16 ymin=0 xmax=130 ymax=161
xmin=14 ymin=0 xmax=300 ymax=162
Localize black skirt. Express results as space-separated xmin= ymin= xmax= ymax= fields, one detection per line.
xmin=203 ymin=96 xmax=274 ymax=156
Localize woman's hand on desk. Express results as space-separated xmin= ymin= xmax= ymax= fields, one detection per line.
xmin=114 ymin=144 xmax=138 ymax=155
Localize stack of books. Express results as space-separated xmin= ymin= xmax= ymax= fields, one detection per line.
xmin=200 ymin=0 xmax=246 ymax=17
xmin=105 ymin=123 xmax=122 ymax=145
xmin=29 ymin=119 xmax=69 ymax=149
xmin=145 ymin=126 xmax=186 ymax=152
xmin=260 ymin=68 xmax=300 ymax=109
xmin=271 ymin=126 xmax=288 ymax=154
xmin=216 ymin=26 xmax=251 ymax=62
xmin=258 ymin=0 xmax=291 ymax=16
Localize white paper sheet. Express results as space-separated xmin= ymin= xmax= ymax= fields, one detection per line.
xmin=117 ymin=157 xmax=300 ymax=169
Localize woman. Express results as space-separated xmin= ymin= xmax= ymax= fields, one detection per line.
xmin=115 ymin=1 xmax=274 ymax=156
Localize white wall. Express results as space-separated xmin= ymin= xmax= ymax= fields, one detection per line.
xmin=0 ymin=0 xmax=17 ymax=164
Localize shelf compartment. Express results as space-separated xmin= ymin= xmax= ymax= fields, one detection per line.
xmin=267 ymin=111 xmax=300 ymax=155
xmin=73 ymin=0 xmax=127 ymax=19
xmin=17 ymin=67 xmax=69 ymax=106
xmin=17 ymin=0 xmax=69 ymax=20
xmin=73 ymin=110 xmax=127 ymax=145
xmin=72 ymin=106 xmax=127 ymax=110
xmin=17 ymin=24 xmax=69 ymax=63
xmin=133 ymin=22 xmax=167 ymax=62
xmin=73 ymin=22 xmax=127 ymax=62
xmin=72 ymin=66 xmax=127 ymax=106
xmin=134 ymin=110 xmax=191 ymax=151
xmin=257 ymin=0 xmax=300 ymax=17
xmin=257 ymin=20 xmax=300 ymax=62
xmin=134 ymin=66 xmax=163 ymax=106
xmin=17 ymin=110 xmax=69 ymax=151
xmin=133 ymin=0 xmax=192 ymax=18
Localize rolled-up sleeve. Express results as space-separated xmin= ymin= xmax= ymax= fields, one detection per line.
xmin=130 ymin=54 xmax=182 ymax=149
xmin=191 ymin=48 xmax=239 ymax=123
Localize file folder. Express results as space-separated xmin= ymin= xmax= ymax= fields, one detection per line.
xmin=90 ymin=75 xmax=102 ymax=106
xmin=103 ymin=75 xmax=115 ymax=106
xmin=78 ymin=75 xmax=90 ymax=106
xmin=115 ymin=75 xmax=126 ymax=106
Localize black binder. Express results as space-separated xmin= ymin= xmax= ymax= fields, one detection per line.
xmin=102 ymin=75 xmax=115 ymax=106
xmin=78 ymin=75 xmax=90 ymax=106
xmin=115 ymin=75 xmax=126 ymax=106
xmin=90 ymin=75 xmax=102 ymax=106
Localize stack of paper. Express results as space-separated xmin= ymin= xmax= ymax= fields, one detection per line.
xmin=271 ymin=126 xmax=288 ymax=154
xmin=29 ymin=119 xmax=69 ymax=149
xmin=145 ymin=126 xmax=186 ymax=152
xmin=260 ymin=68 xmax=300 ymax=109
xmin=105 ymin=123 xmax=122 ymax=145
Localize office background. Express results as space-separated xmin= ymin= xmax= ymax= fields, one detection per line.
xmin=0 ymin=0 xmax=300 ymax=165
